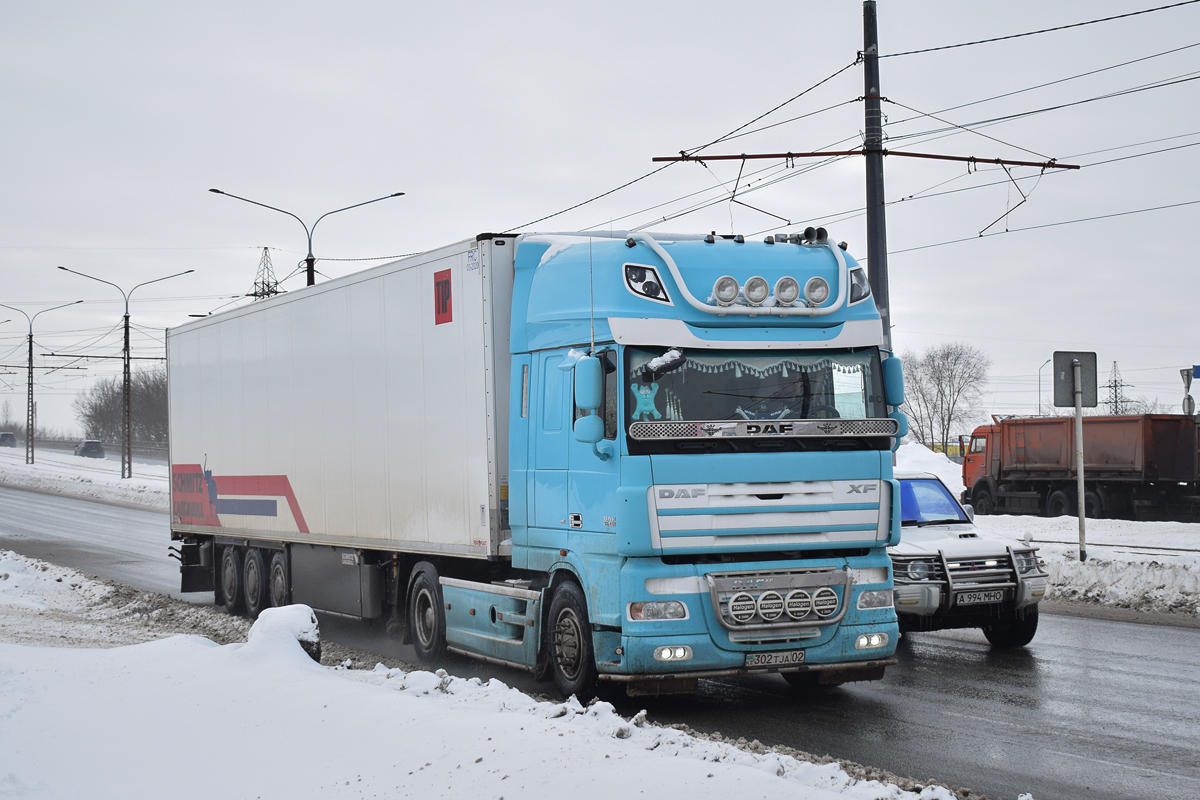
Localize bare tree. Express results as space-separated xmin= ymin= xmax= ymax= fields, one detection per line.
xmin=73 ymin=364 xmax=168 ymax=445
xmin=900 ymin=343 xmax=991 ymax=453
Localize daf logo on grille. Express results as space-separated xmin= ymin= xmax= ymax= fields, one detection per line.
xmin=731 ymin=578 xmax=766 ymax=590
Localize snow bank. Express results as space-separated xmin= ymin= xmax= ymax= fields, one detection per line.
xmin=0 ymin=552 xmax=972 ymax=800
xmin=896 ymin=443 xmax=964 ymax=497
xmin=976 ymin=516 xmax=1200 ymax=615
xmin=0 ymin=446 xmax=167 ymax=510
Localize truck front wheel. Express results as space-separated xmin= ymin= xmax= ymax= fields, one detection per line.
xmin=547 ymin=580 xmax=598 ymax=702
xmin=408 ymin=563 xmax=446 ymax=664
xmin=973 ymin=487 xmax=994 ymax=515
xmin=982 ymin=605 xmax=1038 ymax=648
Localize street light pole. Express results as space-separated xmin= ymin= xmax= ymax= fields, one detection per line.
xmin=0 ymin=300 xmax=83 ymax=464
xmin=57 ymin=267 xmax=193 ymax=478
xmin=1038 ymin=358 xmax=1052 ymax=415
xmin=208 ymin=189 xmax=405 ymax=286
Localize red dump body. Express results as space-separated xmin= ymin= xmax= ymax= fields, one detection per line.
xmin=962 ymin=415 xmax=1200 ymax=519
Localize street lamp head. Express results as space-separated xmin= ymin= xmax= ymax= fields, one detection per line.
xmin=209 ymin=188 xmax=225 ymax=194
xmin=390 ymin=192 xmax=405 ymax=197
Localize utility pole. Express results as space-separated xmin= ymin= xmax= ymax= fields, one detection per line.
xmin=1103 ymin=361 xmax=1131 ymax=415
xmin=249 ymin=247 xmax=284 ymax=300
xmin=862 ymin=0 xmax=891 ymax=351
xmin=0 ymin=300 xmax=83 ymax=464
xmin=57 ymin=267 xmax=193 ymax=478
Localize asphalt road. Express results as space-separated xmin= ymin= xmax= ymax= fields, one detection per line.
xmin=2 ymin=484 xmax=1198 ymax=800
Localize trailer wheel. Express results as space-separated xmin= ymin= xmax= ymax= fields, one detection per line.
xmin=268 ymin=552 xmax=289 ymax=608
xmin=242 ymin=549 xmax=269 ymax=619
xmin=982 ymin=605 xmax=1038 ymax=648
xmin=547 ymin=580 xmax=598 ymax=702
xmin=1084 ymin=491 xmax=1103 ymax=519
xmin=1046 ymin=490 xmax=1073 ymax=517
xmin=972 ymin=487 xmax=994 ymax=515
xmin=408 ymin=562 xmax=446 ymax=664
xmin=220 ymin=547 xmax=245 ymax=616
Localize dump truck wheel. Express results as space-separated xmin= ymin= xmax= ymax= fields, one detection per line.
xmin=220 ymin=546 xmax=245 ymax=616
xmin=1046 ymin=490 xmax=1073 ymax=517
xmin=547 ymin=580 xmax=598 ymax=702
xmin=408 ymin=562 xmax=446 ymax=664
xmin=1084 ymin=491 xmax=1103 ymax=519
xmin=973 ymin=488 xmax=994 ymax=515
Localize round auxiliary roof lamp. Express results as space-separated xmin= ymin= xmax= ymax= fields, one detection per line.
xmin=713 ymin=275 xmax=740 ymax=306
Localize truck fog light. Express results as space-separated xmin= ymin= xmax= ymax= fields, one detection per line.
xmin=629 ymin=601 xmax=688 ymax=621
xmin=713 ymin=276 xmax=739 ymax=306
xmin=728 ymin=592 xmax=757 ymax=623
xmin=756 ymin=590 xmax=784 ymax=621
xmin=856 ymin=589 xmax=893 ymax=610
xmin=744 ymin=276 xmax=769 ymax=306
xmin=785 ymin=589 xmax=812 ymax=620
xmin=804 ymin=276 xmax=830 ymax=305
xmin=653 ymin=645 xmax=693 ymax=662
xmin=773 ymin=276 xmax=800 ymax=306
xmin=855 ymin=632 xmax=889 ymax=650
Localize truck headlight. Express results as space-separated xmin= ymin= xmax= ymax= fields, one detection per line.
xmin=856 ymin=589 xmax=893 ymax=610
xmin=629 ymin=601 xmax=688 ymax=621
xmin=855 ymin=632 xmax=889 ymax=650
xmin=804 ymin=276 xmax=830 ymax=305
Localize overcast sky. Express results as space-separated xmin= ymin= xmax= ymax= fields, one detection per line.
xmin=2 ymin=0 xmax=1198 ymax=434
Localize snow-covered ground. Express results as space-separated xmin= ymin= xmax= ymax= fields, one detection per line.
xmin=898 ymin=443 xmax=1200 ymax=615
xmin=0 ymin=550 xmax=976 ymax=800
xmin=0 ymin=445 xmax=167 ymax=510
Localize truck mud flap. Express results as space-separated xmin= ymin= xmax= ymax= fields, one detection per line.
xmin=440 ymin=577 xmax=542 ymax=671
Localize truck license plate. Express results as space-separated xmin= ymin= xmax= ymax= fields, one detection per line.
xmin=745 ymin=649 xmax=805 ymax=668
xmin=956 ymin=589 xmax=1005 ymax=606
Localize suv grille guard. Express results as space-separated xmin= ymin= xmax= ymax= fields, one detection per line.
xmin=705 ymin=567 xmax=852 ymax=641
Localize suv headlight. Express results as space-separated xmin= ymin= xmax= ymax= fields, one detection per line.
xmin=1014 ymin=551 xmax=1040 ymax=574
xmin=902 ymin=560 xmax=938 ymax=581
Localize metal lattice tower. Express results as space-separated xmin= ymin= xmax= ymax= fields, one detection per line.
xmin=248 ymin=247 xmax=284 ymax=300
xmin=1103 ymin=361 xmax=1132 ymax=415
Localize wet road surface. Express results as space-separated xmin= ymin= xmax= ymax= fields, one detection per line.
xmin=2 ymin=484 xmax=1198 ymax=799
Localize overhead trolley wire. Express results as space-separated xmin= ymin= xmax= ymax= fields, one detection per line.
xmin=879 ymin=0 xmax=1200 ymax=58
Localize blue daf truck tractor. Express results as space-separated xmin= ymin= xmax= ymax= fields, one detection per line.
xmin=167 ymin=227 xmax=907 ymax=700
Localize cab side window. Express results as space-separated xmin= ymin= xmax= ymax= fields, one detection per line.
xmin=970 ymin=436 xmax=987 ymax=454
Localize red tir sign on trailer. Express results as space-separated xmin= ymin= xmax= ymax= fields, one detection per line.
xmin=434 ymin=269 xmax=452 ymax=324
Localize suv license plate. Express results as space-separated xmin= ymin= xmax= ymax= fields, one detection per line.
xmin=957 ymin=589 xmax=1005 ymax=606
xmin=745 ymin=650 xmax=805 ymax=668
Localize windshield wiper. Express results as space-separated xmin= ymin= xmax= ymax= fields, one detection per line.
xmin=904 ymin=518 xmax=970 ymax=528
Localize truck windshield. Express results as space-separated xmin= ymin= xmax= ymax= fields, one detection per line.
xmin=899 ymin=479 xmax=969 ymax=526
xmin=625 ymin=347 xmax=885 ymax=425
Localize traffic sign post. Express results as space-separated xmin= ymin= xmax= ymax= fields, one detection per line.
xmin=1054 ymin=351 xmax=1097 ymax=562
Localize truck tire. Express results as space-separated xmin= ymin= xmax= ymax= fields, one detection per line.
xmin=973 ymin=487 xmax=994 ymax=515
xmin=408 ymin=562 xmax=446 ymax=665
xmin=547 ymin=580 xmax=598 ymax=702
xmin=982 ymin=605 xmax=1038 ymax=648
xmin=243 ymin=548 xmax=269 ymax=619
xmin=1084 ymin=491 xmax=1103 ymax=519
xmin=220 ymin=546 xmax=245 ymax=616
xmin=268 ymin=552 xmax=290 ymax=608
xmin=1046 ymin=490 xmax=1073 ymax=517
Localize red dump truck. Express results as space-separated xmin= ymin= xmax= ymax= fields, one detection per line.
xmin=961 ymin=414 xmax=1200 ymax=520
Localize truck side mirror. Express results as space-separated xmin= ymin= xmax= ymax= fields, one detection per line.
xmin=573 ymin=414 xmax=604 ymax=444
xmin=882 ymin=357 xmax=905 ymax=407
xmin=574 ymin=356 xmax=603 ymax=411
xmin=889 ymin=410 xmax=908 ymax=452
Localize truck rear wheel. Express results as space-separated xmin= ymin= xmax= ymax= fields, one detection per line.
xmin=408 ymin=562 xmax=446 ymax=665
xmin=220 ymin=547 xmax=245 ymax=616
xmin=1046 ymin=490 xmax=1073 ymax=517
xmin=1084 ymin=491 xmax=1103 ymax=519
xmin=243 ymin=548 xmax=269 ymax=619
xmin=547 ymin=580 xmax=598 ymax=702
xmin=268 ymin=552 xmax=289 ymax=608
xmin=983 ymin=605 xmax=1038 ymax=648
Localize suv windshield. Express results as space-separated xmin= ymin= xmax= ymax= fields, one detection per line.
xmin=626 ymin=347 xmax=885 ymax=425
xmin=900 ymin=479 xmax=969 ymax=525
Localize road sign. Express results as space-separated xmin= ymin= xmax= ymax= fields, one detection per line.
xmin=1053 ymin=351 xmax=1097 ymax=408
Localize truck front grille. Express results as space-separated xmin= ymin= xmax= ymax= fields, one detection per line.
xmin=704 ymin=568 xmax=851 ymax=642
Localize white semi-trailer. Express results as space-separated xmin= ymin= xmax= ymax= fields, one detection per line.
xmin=168 ymin=229 xmax=906 ymax=699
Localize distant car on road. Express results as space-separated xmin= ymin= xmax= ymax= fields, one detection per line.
xmin=74 ymin=440 xmax=106 ymax=458
xmin=0 ymin=432 xmax=15 ymax=447
xmin=889 ymin=471 xmax=1046 ymax=648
